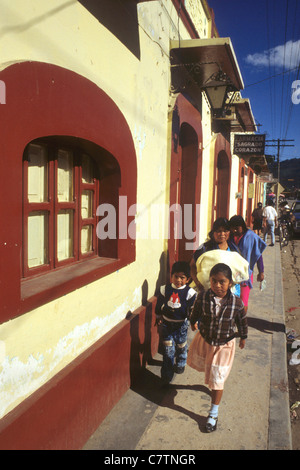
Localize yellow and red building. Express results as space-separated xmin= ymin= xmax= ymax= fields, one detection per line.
xmin=0 ymin=0 xmax=269 ymax=449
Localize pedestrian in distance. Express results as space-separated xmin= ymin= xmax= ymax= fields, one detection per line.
xmin=251 ymin=202 xmax=263 ymax=235
xmin=262 ymin=201 xmax=278 ymax=246
xmin=229 ymin=215 xmax=266 ymax=315
xmin=187 ymin=263 xmax=248 ymax=433
xmin=155 ymin=261 xmax=197 ymax=385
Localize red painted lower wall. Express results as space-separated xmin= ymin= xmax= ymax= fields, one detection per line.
xmin=0 ymin=297 xmax=158 ymax=450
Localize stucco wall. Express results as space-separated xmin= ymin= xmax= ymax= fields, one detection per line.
xmin=0 ymin=0 xmax=214 ymax=419
xmin=0 ymin=0 xmax=248 ymax=424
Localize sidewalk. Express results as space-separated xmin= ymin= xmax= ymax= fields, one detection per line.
xmin=83 ymin=242 xmax=292 ymax=451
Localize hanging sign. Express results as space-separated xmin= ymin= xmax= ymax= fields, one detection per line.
xmin=234 ymin=134 xmax=265 ymax=155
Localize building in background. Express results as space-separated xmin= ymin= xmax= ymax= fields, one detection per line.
xmin=0 ymin=0 xmax=270 ymax=449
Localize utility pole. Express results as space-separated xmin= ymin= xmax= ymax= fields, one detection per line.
xmin=265 ymin=138 xmax=294 ymax=211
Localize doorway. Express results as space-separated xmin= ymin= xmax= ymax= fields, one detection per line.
xmin=169 ymin=95 xmax=202 ymax=267
xmin=214 ymin=150 xmax=230 ymax=220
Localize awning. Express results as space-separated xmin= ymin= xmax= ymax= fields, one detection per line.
xmin=247 ymin=155 xmax=270 ymax=175
xmin=232 ymin=98 xmax=256 ymax=132
xmin=170 ymin=38 xmax=244 ymax=93
xmin=213 ymin=98 xmax=257 ymax=132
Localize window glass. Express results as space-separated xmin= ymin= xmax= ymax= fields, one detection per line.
xmin=57 ymin=149 xmax=73 ymax=202
xmin=81 ymin=153 xmax=94 ymax=183
xmin=57 ymin=209 xmax=74 ymax=261
xmin=81 ymin=225 xmax=93 ymax=254
xmin=28 ymin=211 xmax=48 ymax=267
xmin=28 ymin=144 xmax=48 ymax=203
xmin=81 ymin=190 xmax=93 ymax=219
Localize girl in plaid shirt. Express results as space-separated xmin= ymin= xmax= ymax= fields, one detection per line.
xmin=187 ymin=263 xmax=247 ymax=433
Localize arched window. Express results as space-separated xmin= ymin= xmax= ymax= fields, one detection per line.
xmin=0 ymin=61 xmax=137 ymax=321
xmin=23 ymin=137 xmax=120 ymax=278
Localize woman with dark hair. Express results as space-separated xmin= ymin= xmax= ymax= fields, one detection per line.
xmin=190 ymin=218 xmax=248 ymax=294
xmin=190 ymin=218 xmax=233 ymax=290
xmin=229 ymin=215 xmax=266 ymax=314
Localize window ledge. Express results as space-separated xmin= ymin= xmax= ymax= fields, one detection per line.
xmin=21 ymin=257 xmax=125 ymax=313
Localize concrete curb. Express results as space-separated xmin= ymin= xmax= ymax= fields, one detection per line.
xmin=268 ymin=244 xmax=292 ymax=450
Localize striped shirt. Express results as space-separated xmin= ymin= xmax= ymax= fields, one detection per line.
xmin=190 ymin=289 xmax=248 ymax=346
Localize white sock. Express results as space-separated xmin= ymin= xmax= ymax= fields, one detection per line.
xmin=207 ymin=404 xmax=219 ymax=425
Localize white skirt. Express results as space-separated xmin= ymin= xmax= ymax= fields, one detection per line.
xmin=187 ymin=333 xmax=236 ymax=390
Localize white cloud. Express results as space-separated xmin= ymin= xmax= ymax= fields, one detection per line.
xmin=245 ymin=39 xmax=300 ymax=69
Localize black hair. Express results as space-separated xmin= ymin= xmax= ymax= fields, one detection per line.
xmin=228 ymin=215 xmax=248 ymax=233
xmin=209 ymin=263 xmax=232 ymax=282
xmin=204 ymin=217 xmax=230 ymax=249
xmin=171 ymin=261 xmax=190 ymax=278
xmin=208 ymin=217 xmax=229 ymax=239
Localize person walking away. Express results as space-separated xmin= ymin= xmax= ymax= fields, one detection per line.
xmin=251 ymin=202 xmax=263 ymax=235
xmin=187 ymin=263 xmax=248 ymax=433
xmin=229 ymin=215 xmax=266 ymax=314
xmin=155 ymin=261 xmax=196 ymax=384
xmin=262 ymin=201 xmax=278 ymax=246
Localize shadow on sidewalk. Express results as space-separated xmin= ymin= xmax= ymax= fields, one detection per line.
xmin=247 ymin=316 xmax=285 ymax=334
xmin=130 ymin=366 xmax=210 ymax=433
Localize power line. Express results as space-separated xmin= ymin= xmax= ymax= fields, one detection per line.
xmin=265 ymin=138 xmax=295 ymax=210
xmin=279 ymin=1 xmax=289 ymax=140
xmin=282 ymin=0 xmax=300 ymax=145
xmin=266 ymin=0 xmax=274 ymax=137
xmin=262 ymin=1 xmax=300 ymax=149
xmin=283 ymin=2 xmax=298 ymax=132
xmin=244 ymin=65 xmax=299 ymax=88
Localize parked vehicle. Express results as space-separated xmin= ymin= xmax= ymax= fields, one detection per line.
xmin=290 ymin=200 xmax=300 ymax=235
xmin=278 ymin=201 xmax=292 ymax=248
xmin=278 ymin=218 xmax=290 ymax=248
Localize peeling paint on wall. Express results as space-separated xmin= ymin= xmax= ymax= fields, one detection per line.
xmin=134 ymin=124 xmax=147 ymax=161
xmin=0 ymin=285 xmax=143 ymax=419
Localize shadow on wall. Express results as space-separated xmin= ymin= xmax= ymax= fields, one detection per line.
xmin=128 ymin=249 xmax=213 ymax=433
xmin=127 ymin=251 xmax=169 ymax=386
xmin=78 ymin=0 xmax=141 ymax=59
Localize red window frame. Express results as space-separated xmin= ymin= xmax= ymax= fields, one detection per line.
xmin=0 ymin=61 xmax=137 ymax=323
xmin=23 ymin=140 xmax=100 ymax=279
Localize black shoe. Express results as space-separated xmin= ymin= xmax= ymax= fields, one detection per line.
xmin=175 ymin=365 xmax=185 ymax=374
xmin=206 ymin=415 xmax=218 ymax=433
xmin=269 ymin=243 xmax=274 ymax=246
xmin=160 ymin=375 xmax=172 ymax=387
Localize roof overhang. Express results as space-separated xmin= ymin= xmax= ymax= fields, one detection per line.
xmin=233 ymin=98 xmax=256 ymax=132
xmin=242 ymin=154 xmax=270 ymax=175
xmin=214 ymin=98 xmax=257 ymax=132
xmin=170 ymin=38 xmax=244 ymax=97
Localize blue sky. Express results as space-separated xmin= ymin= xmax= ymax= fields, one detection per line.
xmin=207 ymin=0 xmax=300 ymax=162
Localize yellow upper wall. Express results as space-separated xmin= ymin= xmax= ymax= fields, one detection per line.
xmin=0 ymin=0 xmax=253 ymax=420
xmin=0 ymin=0 xmax=216 ymax=419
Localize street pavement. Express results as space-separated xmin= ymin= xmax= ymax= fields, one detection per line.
xmin=83 ymin=241 xmax=292 ymax=451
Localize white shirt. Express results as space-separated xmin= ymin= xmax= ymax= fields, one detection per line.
xmin=263 ymin=206 xmax=277 ymax=221
xmin=214 ymin=296 xmax=226 ymax=316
